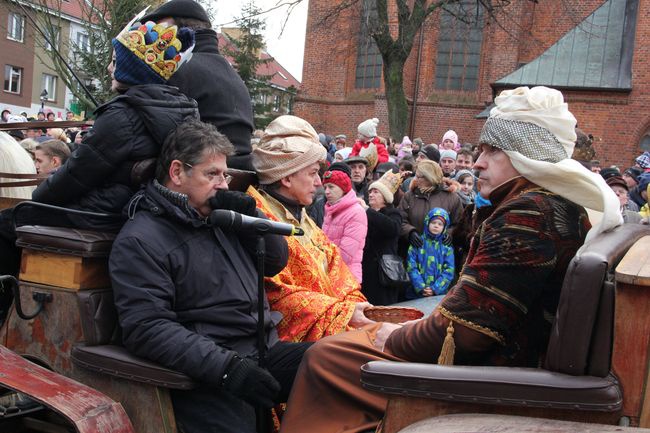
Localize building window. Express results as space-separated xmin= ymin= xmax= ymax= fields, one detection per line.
xmin=355 ymin=0 xmax=382 ymax=89
xmin=44 ymin=27 xmax=60 ymax=51
xmin=7 ymin=13 xmax=25 ymax=42
xmin=273 ymin=94 xmax=281 ymax=112
xmin=76 ymin=32 xmax=90 ymax=53
xmin=42 ymin=74 xmax=57 ymax=101
xmin=435 ymin=0 xmax=484 ymax=91
xmin=4 ymin=65 xmax=23 ymax=94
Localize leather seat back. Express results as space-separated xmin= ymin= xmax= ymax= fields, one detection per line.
xmin=545 ymin=224 xmax=648 ymax=377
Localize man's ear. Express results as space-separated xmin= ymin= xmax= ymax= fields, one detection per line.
xmin=279 ymin=175 xmax=292 ymax=189
xmin=51 ymin=156 xmax=62 ymax=168
xmin=168 ymin=160 xmax=185 ymax=186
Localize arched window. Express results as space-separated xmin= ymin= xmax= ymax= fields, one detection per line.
xmin=355 ymin=0 xmax=382 ymax=89
xmin=435 ymin=0 xmax=484 ymax=91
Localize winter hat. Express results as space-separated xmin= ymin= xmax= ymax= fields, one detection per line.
xmin=369 ymin=170 xmax=402 ymax=204
xmin=358 ymin=118 xmax=379 ymax=138
xmin=323 ymin=170 xmax=351 ymax=194
xmin=112 ymin=8 xmax=195 ymax=86
xmin=439 ymin=149 xmax=457 ymax=161
xmin=253 ymin=115 xmax=327 ymax=184
xmin=328 ymin=161 xmax=352 ymax=177
xmin=335 ymin=134 xmax=347 ymax=140
xmin=605 ymin=175 xmax=628 ymax=191
xmin=358 ymin=141 xmax=379 ymax=171
xmin=417 ymin=145 xmax=440 ymax=163
xmin=637 ymin=172 xmax=650 ymax=193
xmin=375 ymin=162 xmax=399 ymax=177
xmin=415 ymin=159 xmax=443 ymax=186
xmin=345 ymin=156 xmax=369 ymax=166
xmin=636 ymin=152 xmax=650 ymax=170
xmin=424 ymin=207 xmax=450 ymax=237
xmin=623 ymin=167 xmax=642 ymax=184
xmin=480 ymin=85 xmax=621 ymax=246
xmin=401 ymin=136 xmax=412 ymax=146
xmin=334 ymin=147 xmax=352 ymax=161
xmin=441 ymin=130 xmax=459 ymax=149
xmin=454 ymin=169 xmax=475 ymax=181
xmin=413 ymin=138 xmax=424 ymax=147
xmin=141 ymin=0 xmax=211 ymax=24
xmin=599 ymin=167 xmax=621 ymax=181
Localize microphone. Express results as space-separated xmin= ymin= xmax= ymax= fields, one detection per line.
xmin=210 ymin=209 xmax=304 ymax=236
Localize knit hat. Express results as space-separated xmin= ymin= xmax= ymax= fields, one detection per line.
xmin=441 ymin=130 xmax=459 ymax=150
xmin=328 ymin=161 xmax=352 ymax=177
xmin=369 ymin=170 xmax=402 ymax=204
xmin=636 ymin=152 xmax=650 ymax=170
xmin=413 ymin=138 xmax=424 ymax=147
xmin=454 ymin=169 xmax=476 ymax=181
xmin=323 ymin=170 xmax=351 ymax=194
xmin=439 ymin=149 xmax=457 ymax=161
xmin=334 ymin=147 xmax=352 ymax=161
xmin=415 ymin=159 xmax=443 ymax=186
xmin=335 ymin=134 xmax=347 ymax=140
xmin=623 ymin=167 xmax=642 ymax=184
xmin=401 ymin=136 xmax=412 ymax=146
xmin=605 ymin=175 xmax=628 ymax=191
xmin=417 ymin=145 xmax=440 ymax=163
xmin=141 ymin=0 xmax=211 ymax=24
xmin=112 ymin=8 xmax=195 ymax=86
xmin=358 ymin=118 xmax=379 ymax=138
xmin=253 ymin=115 xmax=327 ymax=184
xmin=480 ymin=86 xmax=622 ymax=246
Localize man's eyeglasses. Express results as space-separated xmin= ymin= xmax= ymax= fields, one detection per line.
xmin=183 ymin=162 xmax=232 ymax=185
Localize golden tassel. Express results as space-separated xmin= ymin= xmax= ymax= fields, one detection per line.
xmin=437 ymin=321 xmax=456 ymax=365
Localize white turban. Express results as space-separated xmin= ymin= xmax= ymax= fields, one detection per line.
xmin=481 ymin=86 xmax=622 ymax=250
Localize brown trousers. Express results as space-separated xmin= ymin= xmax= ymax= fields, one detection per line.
xmin=279 ymin=324 xmax=402 ymax=433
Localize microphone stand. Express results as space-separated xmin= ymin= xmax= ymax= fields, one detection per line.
xmin=255 ymin=234 xmax=269 ymax=433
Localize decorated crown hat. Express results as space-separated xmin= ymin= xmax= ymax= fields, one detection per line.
xmin=368 ymin=169 xmax=402 ymax=204
xmin=358 ymin=141 xmax=379 ymax=171
xmin=112 ymin=7 xmax=195 ymax=85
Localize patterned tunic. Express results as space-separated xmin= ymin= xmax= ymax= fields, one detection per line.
xmin=439 ymin=177 xmax=591 ymax=366
xmin=247 ymin=187 xmax=367 ymax=342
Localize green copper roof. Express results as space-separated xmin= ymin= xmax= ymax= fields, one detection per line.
xmin=494 ymin=0 xmax=638 ymax=91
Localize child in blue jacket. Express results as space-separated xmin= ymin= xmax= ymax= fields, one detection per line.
xmin=406 ymin=207 xmax=455 ymax=298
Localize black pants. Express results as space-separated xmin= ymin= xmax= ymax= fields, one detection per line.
xmin=171 ymin=341 xmax=312 ymax=433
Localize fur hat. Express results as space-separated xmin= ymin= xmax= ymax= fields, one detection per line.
xmin=439 ymin=149 xmax=457 ymax=161
xmin=358 ymin=118 xmax=379 ymax=138
xmin=416 ymin=160 xmax=443 ymax=186
xmin=112 ymin=10 xmax=195 ymax=85
xmin=253 ymin=115 xmax=327 ymax=184
xmin=142 ymin=0 xmax=211 ymax=24
xmin=606 ymin=175 xmax=628 ymax=191
xmin=323 ymin=170 xmax=351 ymax=194
xmin=369 ymin=170 xmax=402 ymax=204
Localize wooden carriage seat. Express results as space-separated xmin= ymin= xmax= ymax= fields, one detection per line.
xmin=360 ymin=223 xmax=650 ymax=432
xmin=8 ymin=225 xmax=195 ymax=433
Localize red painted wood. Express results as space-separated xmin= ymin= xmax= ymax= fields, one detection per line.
xmin=0 ymin=345 xmax=135 ymax=433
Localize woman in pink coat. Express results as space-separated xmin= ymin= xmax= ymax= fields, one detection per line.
xmin=322 ymin=170 xmax=368 ymax=282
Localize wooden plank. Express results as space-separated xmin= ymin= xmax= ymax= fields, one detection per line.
xmin=612 ymin=281 xmax=650 ymax=424
xmin=381 ymin=397 xmax=619 ymax=433
xmin=399 ymin=414 xmax=650 ymax=433
xmin=0 ymin=197 xmax=25 ymax=210
xmin=616 ymin=236 xmax=650 ymax=286
xmin=0 ymin=345 xmax=135 ymax=433
xmin=19 ymin=250 xmax=110 ymax=290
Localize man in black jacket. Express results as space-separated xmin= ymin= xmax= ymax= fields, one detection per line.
xmin=110 ymin=120 xmax=309 ymax=433
xmin=143 ymin=0 xmax=256 ymax=171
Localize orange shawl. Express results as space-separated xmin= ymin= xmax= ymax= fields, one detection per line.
xmin=247 ymin=187 xmax=367 ymax=342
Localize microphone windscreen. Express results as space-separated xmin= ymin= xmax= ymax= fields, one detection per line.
xmin=210 ymin=209 xmax=237 ymax=229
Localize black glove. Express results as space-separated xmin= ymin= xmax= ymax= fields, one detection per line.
xmin=222 ymin=356 xmax=281 ymax=408
xmin=409 ymin=231 xmax=423 ymax=248
xmin=209 ymin=190 xmax=257 ymax=217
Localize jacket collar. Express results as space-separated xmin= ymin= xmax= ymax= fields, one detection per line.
xmin=486 ymin=176 xmax=542 ymax=207
xmin=193 ymin=29 xmax=220 ymax=55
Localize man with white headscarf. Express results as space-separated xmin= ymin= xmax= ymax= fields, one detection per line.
xmin=277 ymin=87 xmax=622 ymax=433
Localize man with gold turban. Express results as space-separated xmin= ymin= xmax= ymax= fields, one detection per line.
xmin=248 ymin=115 xmax=373 ymax=343
xmin=278 ymin=87 xmax=622 ymax=433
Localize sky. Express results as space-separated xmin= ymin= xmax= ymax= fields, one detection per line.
xmin=212 ymin=0 xmax=309 ymax=82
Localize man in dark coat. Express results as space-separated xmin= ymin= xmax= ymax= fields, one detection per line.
xmin=143 ymin=0 xmax=256 ymax=171
xmin=110 ymin=120 xmax=310 ymax=433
